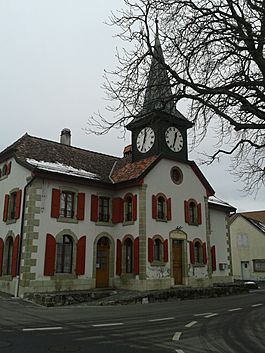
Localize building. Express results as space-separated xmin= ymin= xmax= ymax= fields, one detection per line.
xmin=230 ymin=212 xmax=265 ymax=281
xmin=0 ymin=31 xmax=235 ymax=297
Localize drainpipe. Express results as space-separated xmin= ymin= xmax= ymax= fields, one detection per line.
xmin=15 ymin=174 xmax=36 ymax=297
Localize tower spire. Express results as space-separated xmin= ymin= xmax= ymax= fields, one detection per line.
xmin=142 ymin=21 xmax=177 ymax=116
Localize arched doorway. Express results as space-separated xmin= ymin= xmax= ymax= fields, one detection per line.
xmin=96 ymin=236 xmax=110 ymax=288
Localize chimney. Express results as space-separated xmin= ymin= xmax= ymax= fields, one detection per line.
xmin=123 ymin=144 xmax=132 ymax=157
xmin=60 ymin=128 xmax=71 ymax=146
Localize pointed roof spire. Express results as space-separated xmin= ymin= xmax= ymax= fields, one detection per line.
xmin=141 ymin=20 xmax=178 ymax=116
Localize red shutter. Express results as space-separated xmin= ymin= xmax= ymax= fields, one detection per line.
xmin=148 ymin=237 xmax=154 ymax=262
xmin=51 ymin=189 xmax=60 ymax=218
xmin=132 ymin=194 xmax=137 ymax=221
xmin=76 ymin=193 xmax=85 ymax=220
xmin=197 ymin=203 xmax=202 ymax=225
xmin=167 ymin=198 xmax=172 ymax=221
xmin=211 ymin=245 xmax=216 ymax=271
xmin=116 ymin=239 xmax=122 ymax=275
xmin=11 ymin=235 xmax=19 ymax=277
xmin=0 ymin=238 xmax=3 ymax=276
xmin=14 ymin=190 xmax=22 ymax=219
xmin=112 ymin=197 xmax=123 ymax=223
xmin=44 ymin=234 xmax=56 ymax=276
xmin=184 ymin=200 xmax=189 ymax=223
xmin=90 ymin=194 xmax=98 ymax=222
xmin=6 ymin=161 xmax=12 ymax=175
xmin=163 ymin=239 xmax=168 ymax=262
xmin=3 ymin=194 xmax=9 ymax=222
xmin=189 ymin=240 xmax=195 ymax=265
xmin=202 ymin=242 xmax=207 ymax=264
xmin=133 ymin=237 xmax=139 ymax=275
xmin=76 ymin=236 xmax=86 ymax=275
xmin=152 ymin=195 xmax=157 ymax=219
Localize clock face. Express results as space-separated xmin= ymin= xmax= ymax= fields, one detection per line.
xmin=165 ymin=127 xmax=184 ymax=152
xmin=136 ymin=127 xmax=155 ymax=153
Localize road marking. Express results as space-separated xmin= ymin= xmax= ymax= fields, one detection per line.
xmin=251 ymin=303 xmax=263 ymax=307
xmin=194 ymin=312 xmax=212 ymax=317
xmin=149 ymin=317 xmax=175 ymax=322
xmin=185 ymin=321 xmax=197 ymax=328
xmin=228 ymin=308 xmax=242 ymax=312
xmin=172 ymin=332 xmax=182 ymax=341
xmin=22 ymin=327 xmax=63 ymax=332
xmin=75 ymin=335 xmax=105 ymax=341
xmin=204 ymin=313 xmax=218 ymax=318
xmin=176 ymin=350 xmax=185 ymax=353
xmin=92 ymin=322 xmax=124 ymax=327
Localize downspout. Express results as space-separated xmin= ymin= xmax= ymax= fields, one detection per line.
xmin=15 ymin=174 xmax=36 ymax=297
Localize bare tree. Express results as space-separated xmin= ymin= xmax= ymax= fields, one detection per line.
xmin=87 ymin=0 xmax=265 ymax=193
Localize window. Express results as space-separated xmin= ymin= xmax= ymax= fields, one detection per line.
xmin=152 ymin=194 xmax=171 ymax=221
xmin=60 ymin=191 xmax=74 ymax=218
xmin=194 ymin=240 xmax=202 ymax=264
xmin=253 ymin=259 xmax=265 ymax=272
xmin=157 ymin=196 xmax=166 ymax=220
xmin=3 ymin=190 xmax=22 ymax=222
xmin=154 ymin=238 xmax=163 ymax=261
xmin=171 ymin=167 xmax=183 ymax=185
xmin=55 ymin=235 xmax=73 ymax=273
xmin=2 ymin=237 xmax=13 ymax=275
xmin=124 ymin=195 xmax=133 ymax=222
xmin=124 ymin=238 xmax=133 ymax=273
xmin=98 ymin=197 xmax=110 ymax=222
xmin=189 ymin=201 xmax=196 ymax=224
xmin=51 ymin=189 xmax=85 ymax=220
xmin=184 ymin=199 xmax=202 ymax=225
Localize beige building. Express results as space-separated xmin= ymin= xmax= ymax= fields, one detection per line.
xmin=230 ymin=212 xmax=265 ymax=281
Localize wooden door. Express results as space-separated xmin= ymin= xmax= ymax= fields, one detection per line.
xmin=172 ymin=239 xmax=183 ymax=285
xmin=96 ymin=237 xmax=109 ymax=288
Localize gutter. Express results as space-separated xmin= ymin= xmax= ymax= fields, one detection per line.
xmin=15 ymin=174 xmax=36 ymax=297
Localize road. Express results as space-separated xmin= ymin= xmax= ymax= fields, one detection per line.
xmin=0 ymin=289 xmax=264 ymax=353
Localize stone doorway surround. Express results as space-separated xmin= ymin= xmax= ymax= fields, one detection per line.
xmin=169 ymin=229 xmax=188 ymax=286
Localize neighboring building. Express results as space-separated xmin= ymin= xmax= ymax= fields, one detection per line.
xmin=0 ymin=31 xmax=235 ymax=297
xmin=230 ymin=212 xmax=265 ymax=281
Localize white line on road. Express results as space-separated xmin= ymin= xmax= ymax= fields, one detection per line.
xmin=185 ymin=321 xmax=197 ymax=328
xmin=149 ymin=317 xmax=175 ymax=322
xmin=22 ymin=327 xmax=63 ymax=332
xmin=172 ymin=332 xmax=182 ymax=341
xmin=251 ymin=303 xmax=263 ymax=307
xmin=204 ymin=313 xmax=218 ymax=318
xmin=92 ymin=323 xmax=124 ymax=327
xmin=176 ymin=350 xmax=185 ymax=353
xmin=228 ymin=308 xmax=242 ymax=312
xmin=194 ymin=312 xmax=212 ymax=317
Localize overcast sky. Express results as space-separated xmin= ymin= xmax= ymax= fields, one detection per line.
xmin=0 ymin=0 xmax=263 ymax=212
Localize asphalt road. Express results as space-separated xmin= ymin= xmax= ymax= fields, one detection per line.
xmin=0 ymin=289 xmax=264 ymax=353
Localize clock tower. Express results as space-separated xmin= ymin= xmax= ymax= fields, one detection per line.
xmin=127 ymin=27 xmax=193 ymax=162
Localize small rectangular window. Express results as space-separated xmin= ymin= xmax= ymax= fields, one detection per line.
xmin=98 ymin=197 xmax=110 ymax=222
xmin=60 ymin=191 xmax=75 ymax=218
xmin=9 ymin=192 xmax=17 ymax=220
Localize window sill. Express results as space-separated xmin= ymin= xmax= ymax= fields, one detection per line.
xmin=57 ymin=217 xmax=78 ymax=224
xmin=0 ymin=175 xmax=8 ymax=181
xmin=123 ymin=221 xmax=135 ymax=226
xmin=96 ymin=221 xmax=113 ymax=227
xmin=0 ymin=275 xmax=12 ymax=281
xmin=150 ymin=261 xmax=166 ymax=267
xmin=52 ymin=273 xmax=76 ymax=279
xmin=6 ymin=219 xmax=17 ymax=225
xmin=193 ymin=263 xmax=205 ymax=267
xmin=156 ymin=218 xmax=168 ymax=223
xmin=188 ymin=222 xmax=199 ymax=226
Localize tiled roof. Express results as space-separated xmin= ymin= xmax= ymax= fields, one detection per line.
xmin=1 ymin=134 xmax=120 ymax=183
xmin=111 ymin=155 xmax=158 ymax=183
xmin=240 ymin=211 xmax=265 ymax=224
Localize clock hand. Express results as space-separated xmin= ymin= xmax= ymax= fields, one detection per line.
xmin=142 ymin=129 xmax=147 ymax=149
xmin=173 ymin=132 xmax=178 ymax=147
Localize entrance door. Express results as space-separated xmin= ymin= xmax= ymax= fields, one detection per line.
xmin=172 ymin=239 xmax=183 ymax=285
xmin=96 ymin=237 xmax=110 ymax=288
xmin=241 ymin=261 xmax=250 ymax=280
